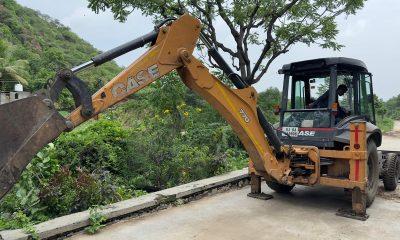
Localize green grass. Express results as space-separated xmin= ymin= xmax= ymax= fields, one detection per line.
xmin=376 ymin=117 xmax=394 ymax=133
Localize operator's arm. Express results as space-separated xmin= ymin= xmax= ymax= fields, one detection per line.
xmin=309 ymin=90 xmax=329 ymax=108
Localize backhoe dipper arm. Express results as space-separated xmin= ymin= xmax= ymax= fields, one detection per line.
xmin=66 ymin=14 xmax=291 ymax=184
xmin=177 ymin=53 xmax=291 ymax=183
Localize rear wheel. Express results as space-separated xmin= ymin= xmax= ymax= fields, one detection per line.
xmin=382 ymin=153 xmax=399 ymax=191
xmin=366 ymin=140 xmax=379 ymax=207
xmin=266 ymin=180 xmax=294 ymax=193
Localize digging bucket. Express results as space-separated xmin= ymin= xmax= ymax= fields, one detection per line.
xmin=0 ymin=96 xmax=67 ymax=200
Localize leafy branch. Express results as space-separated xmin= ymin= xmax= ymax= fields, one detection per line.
xmin=88 ymin=0 xmax=366 ymax=85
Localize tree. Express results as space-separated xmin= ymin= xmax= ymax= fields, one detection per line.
xmin=88 ymin=0 xmax=366 ymax=85
xmin=386 ymin=94 xmax=400 ymax=120
xmin=374 ymin=95 xmax=387 ymax=120
xmin=258 ymin=87 xmax=281 ymax=123
xmin=0 ymin=59 xmax=29 ymax=85
xmin=0 ymin=40 xmax=29 ymax=89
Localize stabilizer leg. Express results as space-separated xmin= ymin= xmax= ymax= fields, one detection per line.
xmin=247 ymin=173 xmax=273 ymax=200
xmin=336 ymin=187 xmax=369 ymax=221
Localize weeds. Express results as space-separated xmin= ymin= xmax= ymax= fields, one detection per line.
xmin=84 ymin=206 xmax=107 ymax=234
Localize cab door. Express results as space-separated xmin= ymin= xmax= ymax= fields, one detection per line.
xmin=356 ymin=73 xmax=376 ymax=124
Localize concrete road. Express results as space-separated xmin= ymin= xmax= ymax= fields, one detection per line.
xmin=69 ymin=124 xmax=400 ymax=240
xmin=379 ymin=121 xmax=400 ymax=151
xmin=70 ymin=184 xmax=400 ymax=240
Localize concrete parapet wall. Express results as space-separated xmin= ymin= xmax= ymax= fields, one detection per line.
xmin=0 ymin=168 xmax=249 ymax=240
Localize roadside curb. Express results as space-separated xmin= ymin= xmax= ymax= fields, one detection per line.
xmin=0 ymin=168 xmax=249 ymax=240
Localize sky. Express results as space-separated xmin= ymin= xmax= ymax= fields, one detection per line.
xmin=16 ymin=0 xmax=400 ymax=100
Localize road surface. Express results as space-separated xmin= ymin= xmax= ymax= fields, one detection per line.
xmin=69 ymin=184 xmax=400 ymax=240
xmin=69 ymin=123 xmax=400 ymax=240
xmin=379 ymin=121 xmax=400 ymax=151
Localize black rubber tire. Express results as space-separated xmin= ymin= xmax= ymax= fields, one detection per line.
xmin=382 ymin=153 xmax=399 ymax=191
xmin=366 ymin=140 xmax=379 ymax=207
xmin=266 ymin=180 xmax=294 ymax=193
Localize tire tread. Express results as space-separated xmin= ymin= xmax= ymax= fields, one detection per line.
xmin=382 ymin=153 xmax=399 ymax=191
xmin=366 ymin=140 xmax=379 ymax=207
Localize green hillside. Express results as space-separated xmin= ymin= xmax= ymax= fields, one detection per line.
xmin=0 ymin=0 xmax=121 ymax=108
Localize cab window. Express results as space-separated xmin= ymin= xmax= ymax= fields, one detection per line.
xmin=337 ymin=73 xmax=355 ymax=114
xmin=308 ymin=76 xmax=330 ymax=108
xmin=359 ymin=74 xmax=374 ymax=122
xmin=293 ymin=80 xmax=305 ymax=109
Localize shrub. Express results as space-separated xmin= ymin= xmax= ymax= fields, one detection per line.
xmin=52 ymin=119 xmax=130 ymax=174
xmin=377 ymin=117 xmax=394 ymax=133
xmin=39 ymin=166 xmax=121 ymax=216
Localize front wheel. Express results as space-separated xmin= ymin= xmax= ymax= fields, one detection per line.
xmin=266 ymin=180 xmax=294 ymax=193
xmin=366 ymin=140 xmax=379 ymax=207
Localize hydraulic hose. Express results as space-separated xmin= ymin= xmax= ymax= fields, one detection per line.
xmin=91 ymin=30 xmax=159 ymax=66
xmin=71 ymin=30 xmax=159 ymax=73
xmin=72 ymin=18 xmax=182 ymax=73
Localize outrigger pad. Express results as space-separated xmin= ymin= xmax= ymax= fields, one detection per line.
xmin=0 ymin=96 xmax=67 ymax=200
xmin=336 ymin=208 xmax=369 ymax=221
xmin=247 ymin=192 xmax=274 ymax=200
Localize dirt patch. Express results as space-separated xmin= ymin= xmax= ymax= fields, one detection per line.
xmin=384 ymin=120 xmax=400 ymax=137
xmin=385 ymin=131 xmax=400 ymax=138
xmin=377 ymin=185 xmax=400 ymax=203
xmin=379 ymin=120 xmax=400 ymax=151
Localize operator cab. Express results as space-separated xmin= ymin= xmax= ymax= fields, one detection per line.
xmin=277 ymin=57 xmax=378 ymax=148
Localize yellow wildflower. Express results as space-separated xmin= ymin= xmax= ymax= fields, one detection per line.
xmin=179 ymin=103 xmax=186 ymax=108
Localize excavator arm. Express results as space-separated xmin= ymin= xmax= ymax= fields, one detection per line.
xmin=68 ymin=14 xmax=292 ymax=183
xmin=0 ymin=14 xmax=293 ymax=200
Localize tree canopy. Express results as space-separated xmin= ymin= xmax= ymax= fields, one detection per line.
xmin=88 ymin=0 xmax=366 ymax=85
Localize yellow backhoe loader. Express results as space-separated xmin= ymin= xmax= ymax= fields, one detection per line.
xmin=0 ymin=14 xmax=379 ymax=220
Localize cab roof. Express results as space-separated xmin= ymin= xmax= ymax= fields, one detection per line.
xmin=279 ymin=57 xmax=368 ymax=74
